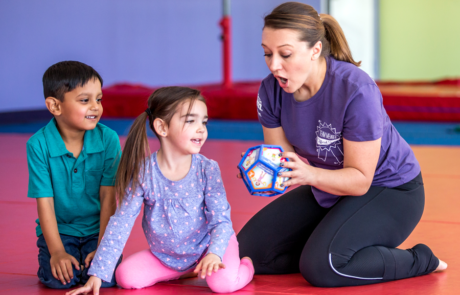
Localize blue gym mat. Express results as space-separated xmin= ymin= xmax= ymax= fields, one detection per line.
xmin=0 ymin=118 xmax=459 ymax=146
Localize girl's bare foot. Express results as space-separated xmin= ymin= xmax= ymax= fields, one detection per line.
xmin=434 ymin=259 xmax=448 ymax=272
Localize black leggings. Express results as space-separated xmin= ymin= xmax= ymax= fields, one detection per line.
xmin=237 ymin=173 xmax=439 ymax=287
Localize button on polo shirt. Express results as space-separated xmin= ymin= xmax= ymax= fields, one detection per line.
xmin=27 ymin=118 xmax=121 ymax=237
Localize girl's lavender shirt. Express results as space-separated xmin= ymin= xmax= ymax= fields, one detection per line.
xmin=88 ymin=152 xmax=234 ymax=282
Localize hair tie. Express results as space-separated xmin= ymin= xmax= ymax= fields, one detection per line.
xmin=145 ymin=108 xmax=152 ymax=116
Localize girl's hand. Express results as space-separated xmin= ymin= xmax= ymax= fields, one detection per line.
xmin=65 ymin=276 xmax=102 ymax=295
xmin=194 ymin=253 xmax=225 ymax=279
xmin=278 ymin=152 xmax=315 ymax=187
xmin=84 ymin=250 xmax=96 ymax=268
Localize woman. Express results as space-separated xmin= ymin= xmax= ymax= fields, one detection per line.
xmin=237 ymin=2 xmax=447 ymax=287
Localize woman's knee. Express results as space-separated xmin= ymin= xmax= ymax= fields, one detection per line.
xmin=299 ymin=251 xmax=336 ymax=287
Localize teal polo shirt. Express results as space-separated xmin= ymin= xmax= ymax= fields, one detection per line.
xmin=27 ymin=118 xmax=121 ymax=237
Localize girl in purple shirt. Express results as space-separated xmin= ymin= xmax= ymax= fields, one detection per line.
xmin=237 ymin=2 xmax=446 ymax=287
xmin=68 ymin=87 xmax=254 ymax=295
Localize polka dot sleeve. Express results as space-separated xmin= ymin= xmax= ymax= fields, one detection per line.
xmin=87 ymin=178 xmax=145 ymax=282
xmin=203 ymin=160 xmax=234 ymax=260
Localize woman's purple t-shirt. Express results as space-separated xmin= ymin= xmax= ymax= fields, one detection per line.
xmin=257 ymin=56 xmax=420 ymax=208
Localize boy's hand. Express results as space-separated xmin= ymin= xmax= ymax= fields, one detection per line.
xmin=194 ymin=253 xmax=225 ymax=279
xmin=85 ymin=250 xmax=96 ymax=268
xmin=50 ymin=250 xmax=80 ymax=285
xmin=66 ymin=276 xmax=102 ymax=295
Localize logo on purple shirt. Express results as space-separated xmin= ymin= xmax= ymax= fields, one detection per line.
xmin=315 ymin=120 xmax=343 ymax=165
xmin=257 ymin=94 xmax=263 ymax=117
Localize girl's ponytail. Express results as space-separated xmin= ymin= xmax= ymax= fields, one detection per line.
xmin=115 ymin=112 xmax=150 ymax=205
xmin=320 ymin=14 xmax=361 ymax=67
xmin=264 ymin=2 xmax=360 ymax=67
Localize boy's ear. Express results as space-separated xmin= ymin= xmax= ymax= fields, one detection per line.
xmin=153 ymin=118 xmax=168 ymax=137
xmin=45 ymin=97 xmax=62 ymax=116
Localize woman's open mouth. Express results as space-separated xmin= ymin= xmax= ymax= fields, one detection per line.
xmin=277 ymin=76 xmax=288 ymax=87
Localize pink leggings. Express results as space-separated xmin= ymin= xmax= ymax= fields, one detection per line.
xmin=115 ymin=234 xmax=254 ymax=293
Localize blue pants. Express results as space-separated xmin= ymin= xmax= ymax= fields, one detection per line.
xmin=37 ymin=233 xmax=122 ymax=289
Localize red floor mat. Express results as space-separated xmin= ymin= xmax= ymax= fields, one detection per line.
xmin=1 ymin=134 xmax=459 ymax=294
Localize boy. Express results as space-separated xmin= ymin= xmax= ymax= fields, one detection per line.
xmin=27 ymin=61 xmax=121 ymax=289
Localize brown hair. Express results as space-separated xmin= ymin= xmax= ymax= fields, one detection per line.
xmin=115 ymin=86 xmax=205 ymax=205
xmin=264 ymin=2 xmax=361 ymax=67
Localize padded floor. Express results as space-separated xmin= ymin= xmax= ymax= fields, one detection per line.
xmin=1 ymin=134 xmax=459 ymax=294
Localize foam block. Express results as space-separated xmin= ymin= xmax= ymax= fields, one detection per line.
xmin=238 ymin=145 xmax=290 ymax=197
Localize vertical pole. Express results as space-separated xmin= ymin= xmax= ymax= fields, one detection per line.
xmin=220 ymin=0 xmax=232 ymax=88
xmin=374 ymin=0 xmax=380 ymax=80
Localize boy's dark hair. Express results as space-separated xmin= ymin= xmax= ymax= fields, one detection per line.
xmin=43 ymin=61 xmax=103 ymax=101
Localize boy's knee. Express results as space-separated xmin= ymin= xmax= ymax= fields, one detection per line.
xmin=36 ymin=234 xmax=83 ymax=289
xmin=38 ymin=266 xmax=79 ymax=289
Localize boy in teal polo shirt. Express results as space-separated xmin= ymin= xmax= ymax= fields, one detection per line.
xmin=27 ymin=61 xmax=122 ymax=289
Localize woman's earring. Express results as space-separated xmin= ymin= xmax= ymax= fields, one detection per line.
xmin=163 ymin=132 xmax=166 ymax=136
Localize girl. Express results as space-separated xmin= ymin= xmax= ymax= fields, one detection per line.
xmin=67 ymin=87 xmax=254 ymax=295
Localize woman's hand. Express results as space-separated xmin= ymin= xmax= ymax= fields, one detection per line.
xmin=194 ymin=253 xmax=226 ymax=279
xmin=66 ymin=276 xmax=102 ymax=295
xmin=236 ymin=152 xmax=245 ymax=178
xmin=278 ymin=152 xmax=315 ymax=187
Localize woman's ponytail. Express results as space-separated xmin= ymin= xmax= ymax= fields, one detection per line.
xmin=115 ymin=112 xmax=150 ymax=205
xmin=320 ymin=14 xmax=361 ymax=67
xmin=264 ymin=2 xmax=360 ymax=67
